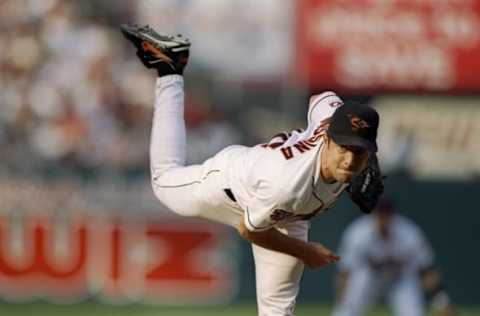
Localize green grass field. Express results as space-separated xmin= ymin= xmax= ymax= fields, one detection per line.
xmin=0 ymin=303 xmax=478 ymax=316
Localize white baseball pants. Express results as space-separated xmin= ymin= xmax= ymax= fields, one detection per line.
xmin=331 ymin=268 xmax=425 ymax=316
xmin=150 ymin=75 xmax=309 ymax=316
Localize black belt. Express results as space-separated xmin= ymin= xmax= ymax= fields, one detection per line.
xmin=224 ymin=189 xmax=237 ymax=202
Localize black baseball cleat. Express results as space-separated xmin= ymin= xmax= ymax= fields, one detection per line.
xmin=120 ymin=24 xmax=190 ymax=76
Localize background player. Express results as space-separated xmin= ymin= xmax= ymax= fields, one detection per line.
xmin=121 ymin=24 xmax=382 ymax=316
xmin=332 ymin=197 xmax=456 ymax=316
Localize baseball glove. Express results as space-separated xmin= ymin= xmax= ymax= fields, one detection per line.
xmin=347 ymin=153 xmax=384 ymax=214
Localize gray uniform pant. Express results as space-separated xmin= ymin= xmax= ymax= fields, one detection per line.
xmin=332 ymin=268 xmax=425 ymax=316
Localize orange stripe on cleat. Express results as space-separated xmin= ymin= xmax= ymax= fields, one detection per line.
xmin=141 ymin=41 xmax=173 ymax=63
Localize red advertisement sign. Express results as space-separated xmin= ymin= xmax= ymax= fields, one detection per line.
xmin=296 ymin=0 xmax=480 ymax=93
xmin=0 ymin=215 xmax=235 ymax=304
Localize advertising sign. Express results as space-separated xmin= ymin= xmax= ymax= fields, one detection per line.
xmin=376 ymin=96 xmax=480 ymax=180
xmin=0 ymin=214 xmax=235 ymax=304
xmin=297 ymin=0 xmax=480 ymax=92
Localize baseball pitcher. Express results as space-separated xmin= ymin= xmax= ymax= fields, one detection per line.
xmin=121 ymin=24 xmax=383 ymax=316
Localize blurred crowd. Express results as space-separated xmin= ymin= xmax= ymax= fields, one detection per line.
xmin=0 ymin=0 xmax=246 ymax=176
xmin=0 ymin=175 xmax=162 ymax=216
xmin=6 ymin=0 xmax=473 ymax=181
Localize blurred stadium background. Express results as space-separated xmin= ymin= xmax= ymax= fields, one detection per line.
xmin=0 ymin=0 xmax=479 ymax=315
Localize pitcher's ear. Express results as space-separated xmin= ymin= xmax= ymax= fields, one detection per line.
xmin=325 ymin=135 xmax=332 ymax=148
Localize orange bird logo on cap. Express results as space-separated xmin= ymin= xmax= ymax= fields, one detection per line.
xmin=348 ymin=114 xmax=370 ymax=132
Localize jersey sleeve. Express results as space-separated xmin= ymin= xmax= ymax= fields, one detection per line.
xmin=243 ymin=185 xmax=293 ymax=232
xmin=337 ymin=219 xmax=369 ymax=271
xmin=410 ymin=224 xmax=435 ymax=268
xmin=307 ymin=91 xmax=344 ymax=126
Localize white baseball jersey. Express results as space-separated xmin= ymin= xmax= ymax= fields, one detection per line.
xmin=215 ymin=92 xmax=348 ymax=231
xmin=338 ymin=214 xmax=434 ymax=276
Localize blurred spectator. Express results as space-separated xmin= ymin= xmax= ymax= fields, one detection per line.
xmin=184 ymin=92 xmax=242 ymax=164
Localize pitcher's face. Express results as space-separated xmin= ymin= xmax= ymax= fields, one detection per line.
xmin=323 ymin=138 xmax=369 ymax=183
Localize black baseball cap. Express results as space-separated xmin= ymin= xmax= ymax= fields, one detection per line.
xmin=327 ymin=102 xmax=379 ymax=152
xmin=374 ymin=197 xmax=395 ymax=214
